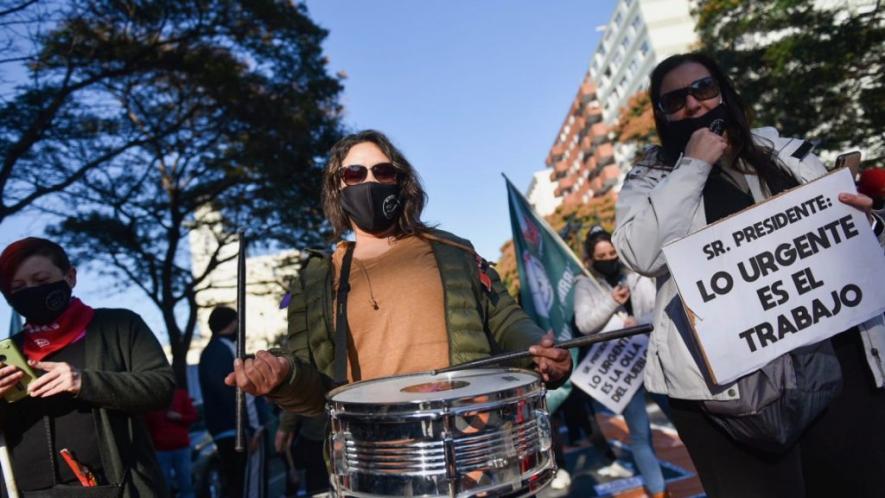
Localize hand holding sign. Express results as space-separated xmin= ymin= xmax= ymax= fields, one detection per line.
xmin=838 ymin=192 xmax=874 ymax=223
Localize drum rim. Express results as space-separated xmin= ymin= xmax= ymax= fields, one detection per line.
xmin=326 ymin=367 xmax=542 ymax=405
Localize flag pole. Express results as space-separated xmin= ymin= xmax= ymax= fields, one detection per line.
xmin=1 ymin=312 xmax=21 ymax=497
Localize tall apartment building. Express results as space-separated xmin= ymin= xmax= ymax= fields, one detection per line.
xmin=538 ymin=72 xmax=618 ymax=212
xmin=533 ymin=0 xmax=697 ymax=211
xmin=590 ymin=0 xmax=697 ymax=187
xmin=525 ymin=169 xmax=559 ymax=217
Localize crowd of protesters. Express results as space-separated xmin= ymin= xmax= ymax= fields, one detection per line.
xmin=0 ymin=51 xmax=883 ymax=498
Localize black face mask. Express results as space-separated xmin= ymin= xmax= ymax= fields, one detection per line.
xmin=341 ymin=182 xmax=402 ymax=234
xmin=592 ymin=258 xmax=622 ymax=279
xmin=7 ymin=280 xmax=72 ymax=325
xmin=660 ymin=103 xmax=729 ymax=162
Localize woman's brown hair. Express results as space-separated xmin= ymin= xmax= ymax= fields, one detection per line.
xmin=322 ymin=130 xmax=430 ymax=240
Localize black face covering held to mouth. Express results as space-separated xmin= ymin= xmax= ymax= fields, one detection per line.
xmin=8 ymin=280 xmax=72 ymax=325
xmin=660 ymin=103 xmax=729 ymax=162
xmin=341 ymin=182 xmax=403 ymax=234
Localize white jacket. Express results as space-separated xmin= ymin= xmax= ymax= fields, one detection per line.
xmin=573 ymin=270 xmax=656 ymax=335
xmin=613 ymin=127 xmax=885 ymax=401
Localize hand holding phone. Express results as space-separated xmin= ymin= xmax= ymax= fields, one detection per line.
xmin=0 ymin=338 xmax=38 ymax=402
xmin=835 ymin=151 xmax=862 ymax=179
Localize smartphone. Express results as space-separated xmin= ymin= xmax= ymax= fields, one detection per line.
xmin=835 ymin=151 xmax=862 ymax=180
xmin=0 ymin=338 xmax=38 ymax=402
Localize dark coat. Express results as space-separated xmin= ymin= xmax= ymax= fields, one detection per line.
xmin=2 ymin=308 xmax=175 ymax=497
xmin=198 ymin=336 xmax=269 ymax=439
xmin=197 ymin=337 xmax=238 ymax=438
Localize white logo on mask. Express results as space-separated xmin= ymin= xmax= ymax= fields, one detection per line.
xmin=382 ymin=194 xmax=400 ymax=219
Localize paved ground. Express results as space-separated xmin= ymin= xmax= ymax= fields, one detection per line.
xmin=538 ymin=408 xmax=706 ymax=498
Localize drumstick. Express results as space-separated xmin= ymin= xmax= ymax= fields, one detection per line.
xmin=431 ymin=324 xmax=653 ymax=375
xmin=235 ymin=231 xmax=247 ymax=453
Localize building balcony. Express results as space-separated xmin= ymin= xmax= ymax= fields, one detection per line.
xmin=591 ymin=122 xmax=609 ymax=144
xmin=601 ymin=164 xmax=620 ymax=181
xmin=584 ymin=106 xmax=603 ymax=125
xmin=580 ymin=135 xmax=593 ymax=151
xmin=594 ymin=143 xmax=615 ymax=166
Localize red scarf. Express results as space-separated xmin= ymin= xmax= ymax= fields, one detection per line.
xmin=22 ymin=298 xmax=95 ymax=362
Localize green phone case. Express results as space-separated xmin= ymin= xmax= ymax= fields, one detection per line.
xmin=0 ymin=339 xmax=37 ymax=402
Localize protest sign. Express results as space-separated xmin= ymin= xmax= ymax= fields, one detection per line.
xmin=662 ymin=169 xmax=885 ymax=385
xmin=571 ymin=330 xmax=648 ymax=414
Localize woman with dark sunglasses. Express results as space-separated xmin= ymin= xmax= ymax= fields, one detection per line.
xmin=612 ymin=53 xmax=885 ymax=498
xmin=225 ymin=130 xmax=571 ymax=439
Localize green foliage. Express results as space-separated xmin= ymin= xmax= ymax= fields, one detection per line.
xmin=0 ymin=0 xmax=345 ymax=380
xmin=695 ymin=0 xmax=884 ymax=162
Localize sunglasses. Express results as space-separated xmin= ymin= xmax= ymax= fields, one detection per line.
xmin=658 ymin=76 xmax=721 ymax=114
xmin=339 ymin=163 xmax=401 ymax=186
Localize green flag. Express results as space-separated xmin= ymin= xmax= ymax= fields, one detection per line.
xmin=505 ymin=175 xmax=586 ymax=411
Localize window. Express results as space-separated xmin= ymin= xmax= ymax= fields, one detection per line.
xmin=617 ymin=76 xmax=628 ymax=97
xmin=614 ymin=12 xmax=623 ymax=25
xmin=621 ymin=35 xmax=630 ymax=50
xmin=628 ymin=58 xmax=639 ymax=76
xmin=639 ymin=40 xmax=650 ymax=57
xmin=631 ymin=15 xmax=642 ymax=32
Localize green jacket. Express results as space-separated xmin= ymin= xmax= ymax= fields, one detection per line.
xmin=270 ymin=229 xmax=546 ymax=419
xmin=2 ymin=308 xmax=175 ymax=497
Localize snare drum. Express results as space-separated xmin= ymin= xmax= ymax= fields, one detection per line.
xmin=327 ymin=368 xmax=555 ymax=498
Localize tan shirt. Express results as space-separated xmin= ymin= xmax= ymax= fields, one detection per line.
xmin=332 ymin=235 xmax=449 ymax=381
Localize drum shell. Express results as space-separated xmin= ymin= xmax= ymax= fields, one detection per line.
xmin=327 ymin=368 xmax=555 ymax=498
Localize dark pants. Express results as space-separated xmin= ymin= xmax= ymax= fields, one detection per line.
xmin=562 ymin=388 xmax=617 ymax=461
xmin=291 ymin=437 xmax=329 ymax=495
xmin=670 ymin=330 xmax=885 ymax=498
xmin=215 ymin=438 xmax=247 ymax=498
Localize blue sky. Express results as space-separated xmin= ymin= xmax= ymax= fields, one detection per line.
xmin=1 ymin=1 xmax=615 ymax=340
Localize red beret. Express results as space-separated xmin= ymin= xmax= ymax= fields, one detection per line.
xmin=858 ymin=168 xmax=885 ymax=200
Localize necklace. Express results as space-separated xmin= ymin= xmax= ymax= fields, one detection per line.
xmin=353 ymin=259 xmax=380 ymax=310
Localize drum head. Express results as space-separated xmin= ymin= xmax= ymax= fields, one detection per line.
xmin=330 ymin=368 xmax=539 ymax=404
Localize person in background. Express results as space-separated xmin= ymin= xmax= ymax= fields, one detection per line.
xmin=274 ymin=413 xmax=328 ymax=496
xmin=574 ymin=226 xmax=667 ymax=498
xmin=613 ymin=52 xmax=885 ymax=498
xmin=0 ymin=237 xmax=174 ymax=497
xmin=146 ymin=385 xmax=198 ymax=498
xmin=198 ymin=306 xmax=267 ymax=498
xmin=857 ymin=167 xmax=884 ymax=210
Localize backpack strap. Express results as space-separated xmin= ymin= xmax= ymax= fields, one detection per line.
xmin=333 ymin=243 xmax=355 ymax=385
